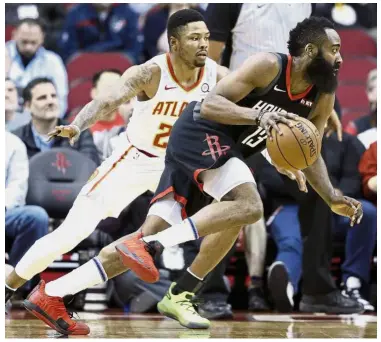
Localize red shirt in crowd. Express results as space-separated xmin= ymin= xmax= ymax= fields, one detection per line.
xmin=359 ymin=141 xmax=377 ymax=205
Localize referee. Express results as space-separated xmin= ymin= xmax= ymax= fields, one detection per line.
xmin=205 ymin=3 xmax=359 ymax=314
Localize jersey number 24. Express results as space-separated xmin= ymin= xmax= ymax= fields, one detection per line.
xmin=153 ymin=123 xmax=172 ymax=149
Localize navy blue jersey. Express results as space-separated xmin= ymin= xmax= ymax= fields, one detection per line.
xmin=236 ymin=53 xmax=319 ymax=158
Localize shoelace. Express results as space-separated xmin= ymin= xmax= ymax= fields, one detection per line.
xmin=59 ymin=297 xmax=79 ymax=321
xmin=176 ymin=295 xmax=204 ymax=315
xmin=344 ymin=288 xmax=371 ymax=305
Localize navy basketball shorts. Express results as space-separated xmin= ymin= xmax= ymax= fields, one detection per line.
xmin=147 ymin=102 xmax=256 ymax=225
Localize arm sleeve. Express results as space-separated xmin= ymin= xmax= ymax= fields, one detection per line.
xmin=5 ymin=139 xmax=29 ymax=210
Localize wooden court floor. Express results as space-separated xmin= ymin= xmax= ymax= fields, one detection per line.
xmin=5 ymin=310 xmax=377 ymax=338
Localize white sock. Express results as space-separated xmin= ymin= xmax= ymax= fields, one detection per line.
xmin=45 ymin=257 xmax=108 ymax=298
xmin=143 ymin=218 xmax=199 ymax=247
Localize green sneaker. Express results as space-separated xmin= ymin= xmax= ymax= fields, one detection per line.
xmin=157 ymin=283 xmax=210 ymax=329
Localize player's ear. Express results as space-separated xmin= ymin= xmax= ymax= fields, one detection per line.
xmin=305 ymin=43 xmax=317 ymax=58
xmin=169 ymin=36 xmax=178 ymax=52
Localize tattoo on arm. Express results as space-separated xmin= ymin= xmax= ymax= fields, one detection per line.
xmin=303 ymin=154 xmax=335 ymax=205
xmin=72 ymin=64 xmax=154 ymax=132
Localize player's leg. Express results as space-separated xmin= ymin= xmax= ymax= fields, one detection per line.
xmin=116 ymin=158 xmax=263 ymax=281
xmin=42 ymin=194 xmax=180 ymax=298
xmin=6 ymin=195 xmax=107 ymax=293
xmin=157 ymin=226 xmax=242 ymax=329
xmin=19 ymin=147 xmax=166 ymax=335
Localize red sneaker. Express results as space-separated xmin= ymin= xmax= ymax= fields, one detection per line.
xmin=23 ymin=280 xmax=90 ymax=335
xmin=115 ymin=237 xmax=163 ymax=283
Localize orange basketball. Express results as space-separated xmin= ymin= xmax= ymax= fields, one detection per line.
xmin=266 ymin=117 xmax=322 ymax=171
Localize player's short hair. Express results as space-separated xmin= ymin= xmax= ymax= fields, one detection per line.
xmin=167 ymin=8 xmax=205 ymax=47
xmin=92 ymin=69 xmax=123 ymax=88
xmin=16 ymin=18 xmax=46 ymax=33
xmin=23 ymin=77 xmax=55 ymax=103
xmin=287 ymin=16 xmax=335 ymax=56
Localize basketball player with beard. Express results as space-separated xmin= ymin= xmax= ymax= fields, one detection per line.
xmin=114 ymin=16 xmax=365 ymax=326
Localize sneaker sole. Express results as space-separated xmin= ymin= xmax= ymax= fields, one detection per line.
xmin=157 ymin=302 xmax=210 ymax=329
xmin=268 ymin=263 xmax=293 ymax=313
xmin=299 ymin=302 xmax=365 ymax=315
xmin=23 ymin=300 xmax=73 ymax=335
xmin=115 ymin=243 xmax=159 ymax=283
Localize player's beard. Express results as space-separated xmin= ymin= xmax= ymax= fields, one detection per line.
xmin=179 ymin=46 xmax=205 ymax=68
xmin=305 ymin=51 xmax=339 ymax=94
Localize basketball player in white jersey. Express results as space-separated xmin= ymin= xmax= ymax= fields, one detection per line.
xmin=5 ymin=9 xmax=228 ymax=335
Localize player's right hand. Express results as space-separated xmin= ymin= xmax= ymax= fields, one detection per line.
xmin=330 ymin=195 xmax=363 ymax=227
xmin=258 ymin=111 xmax=300 ymax=140
xmin=47 ymin=125 xmax=81 ymax=146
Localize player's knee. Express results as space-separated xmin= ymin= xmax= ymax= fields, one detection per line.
xmin=241 ymin=199 xmax=263 ymax=224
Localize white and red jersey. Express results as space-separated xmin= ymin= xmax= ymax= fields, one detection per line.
xmin=126 ymin=53 xmax=217 ymax=158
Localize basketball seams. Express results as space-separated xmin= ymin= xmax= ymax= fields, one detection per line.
xmin=275 ymin=128 xmax=299 ymax=170
xmin=289 ymin=126 xmax=309 ymax=167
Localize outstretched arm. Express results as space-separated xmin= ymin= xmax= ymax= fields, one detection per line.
xmin=48 ymin=63 xmax=159 ymax=144
xmin=304 ymin=154 xmax=363 ymax=226
xmin=72 ymin=63 xmax=155 ymax=132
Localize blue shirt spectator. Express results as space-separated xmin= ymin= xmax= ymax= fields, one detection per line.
xmin=6 ymin=18 xmax=68 ymax=118
xmin=59 ymin=4 xmax=141 ymax=63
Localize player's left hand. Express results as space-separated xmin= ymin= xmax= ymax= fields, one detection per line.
xmin=330 ymin=194 xmax=363 ymax=227
xmin=275 ymin=166 xmax=308 ymax=193
xmin=325 ymin=109 xmax=342 ymax=141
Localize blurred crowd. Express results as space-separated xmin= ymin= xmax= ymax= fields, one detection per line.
xmin=5 ymin=3 xmax=377 ymax=317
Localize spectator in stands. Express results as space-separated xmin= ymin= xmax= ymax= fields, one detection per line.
xmin=359 ymin=142 xmax=377 ymax=206
xmin=5 ymin=4 xmax=66 ymax=53
xmin=313 ymin=3 xmax=377 ymax=40
xmin=5 ymin=131 xmax=49 ymax=290
xmin=12 ymin=78 xmax=100 ymax=165
xmin=142 ymin=4 xmax=205 ymax=61
xmin=6 ymin=18 xmax=68 ymax=118
xmin=256 ymin=132 xmax=375 ymax=312
xmin=345 ymin=69 xmax=377 ymax=137
xmin=89 ymin=69 xmax=131 ymax=161
xmin=59 ymin=4 xmax=141 ymax=63
xmin=5 ymin=78 xmax=31 ymax=131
